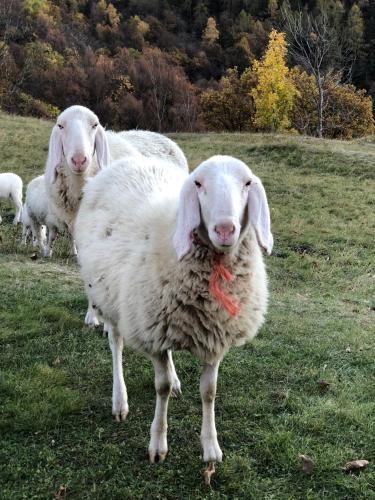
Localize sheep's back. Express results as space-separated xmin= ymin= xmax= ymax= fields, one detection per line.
xmin=0 ymin=173 xmax=22 ymax=199
xmin=75 ymin=157 xmax=186 ymax=327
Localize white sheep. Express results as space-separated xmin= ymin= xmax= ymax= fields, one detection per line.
xmin=75 ymin=155 xmax=273 ymax=469
xmin=117 ymin=130 xmax=188 ymax=172
xmin=24 ymin=175 xmax=64 ymax=257
xmin=0 ymin=172 xmax=23 ymax=224
xmin=44 ymin=105 xmax=188 ymax=326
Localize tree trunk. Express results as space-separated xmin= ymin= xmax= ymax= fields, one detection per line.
xmin=317 ymin=73 xmax=324 ymax=138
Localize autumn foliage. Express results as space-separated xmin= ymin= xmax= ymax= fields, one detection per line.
xmin=0 ymin=1 xmax=374 ymax=138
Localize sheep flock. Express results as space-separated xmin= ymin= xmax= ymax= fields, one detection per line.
xmin=0 ymin=105 xmax=273 ymax=482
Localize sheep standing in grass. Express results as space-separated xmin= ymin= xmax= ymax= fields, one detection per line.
xmin=75 ymin=155 xmax=273 ymax=469
xmin=44 ymin=105 xmax=188 ymax=326
xmin=0 ymin=173 xmax=23 ymax=224
xmin=24 ymin=175 xmax=64 ymax=256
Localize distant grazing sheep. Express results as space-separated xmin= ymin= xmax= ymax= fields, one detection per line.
xmin=44 ymin=104 xmax=188 ymax=326
xmin=0 ymin=173 xmax=23 ymax=224
xmin=75 ymin=155 xmax=273 ymax=468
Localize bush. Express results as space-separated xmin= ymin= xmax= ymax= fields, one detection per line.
xmin=290 ymin=67 xmax=375 ymax=139
xmin=200 ymin=67 xmax=255 ymax=131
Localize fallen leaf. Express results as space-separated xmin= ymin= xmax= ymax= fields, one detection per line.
xmin=318 ymin=380 xmax=330 ymax=391
xmin=54 ymin=485 xmax=67 ymax=499
xmin=203 ymin=462 xmax=216 ymax=485
xmin=299 ymin=454 xmax=314 ymax=475
xmin=342 ymin=460 xmax=369 ymax=472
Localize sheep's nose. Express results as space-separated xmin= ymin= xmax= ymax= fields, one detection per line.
xmin=71 ymin=154 xmax=87 ymax=169
xmin=214 ymin=223 xmax=235 ymax=239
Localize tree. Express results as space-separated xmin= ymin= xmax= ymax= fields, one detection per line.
xmin=281 ymin=2 xmax=360 ymax=137
xmin=202 ymin=17 xmax=219 ymax=46
xmin=268 ymin=0 xmax=278 ymax=19
xmin=251 ymin=30 xmax=298 ymax=132
xmin=200 ymin=67 xmax=255 ymax=131
xmin=290 ymin=66 xmax=374 ymax=139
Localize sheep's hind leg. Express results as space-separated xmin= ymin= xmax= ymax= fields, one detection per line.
xmin=149 ymin=351 xmax=172 ymax=463
xmin=13 ymin=199 xmax=22 ymax=225
xmin=168 ymin=350 xmax=181 ymax=397
xmin=109 ymin=325 xmax=128 ymax=422
xmin=200 ymin=360 xmax=222 ymax=464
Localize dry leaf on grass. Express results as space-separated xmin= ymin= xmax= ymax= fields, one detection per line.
xmin=299 ymin=454 xmax=314 ymax=474
xmin=342 ymin=460 xmax=369 ymax=472
xmin=203 ymin=462 xmax=216 ymax=485
xmin=54 ymin=485 xmax=67 ymax=499
xmin=318 ymin=380 xmax=330 ymax=391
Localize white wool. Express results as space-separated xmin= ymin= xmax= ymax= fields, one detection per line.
xmin=0 ymin=172 xmax=23 ymax=224
xmin=75 ymin=154 xmax=272 ymax=466
xmin=117 ymin=130 xmax=188 ymax=172
xmin=24 ymin=175 xmax=63 ymax=256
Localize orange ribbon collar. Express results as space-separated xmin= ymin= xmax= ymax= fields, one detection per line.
xmin=208 ymin=255 xmax=240 ymax=317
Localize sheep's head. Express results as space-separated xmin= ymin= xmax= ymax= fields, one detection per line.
xmin=173 ymin=155 xmax=273 ymax=260
xmin=45 ymin=105 xmax=110 ymax=184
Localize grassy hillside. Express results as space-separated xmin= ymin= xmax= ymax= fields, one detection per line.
xmin=0 ymin=112 xmax=374 ymax=499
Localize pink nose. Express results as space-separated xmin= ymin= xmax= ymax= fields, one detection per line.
xmin=71 ymin=154 xmax=87 ymax=170
xmin=214 ymin=223 xmax=235 ymax=240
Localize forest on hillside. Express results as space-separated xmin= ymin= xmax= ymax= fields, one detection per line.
xmin=1 ymin=0 xmax=374 ymax=137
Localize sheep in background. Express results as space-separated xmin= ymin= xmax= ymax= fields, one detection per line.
xmin=117 ymin=130 xmax=188 ymax=171
xmin=44 ymin=104 xmax=188 ymax=327
xmin=24 ymin=175 xmax=64 ymax=257
xmin=0 ymin=173 xmax=23 ymax=224
xmin=75 ymin=155 xmax=273 ymax=469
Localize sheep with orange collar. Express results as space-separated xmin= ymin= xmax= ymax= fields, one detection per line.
xmin=75 ymin=154 xmax=273 ymax=471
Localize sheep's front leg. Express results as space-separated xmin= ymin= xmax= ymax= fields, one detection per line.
xmin=149 ymin=351 xmax=172 ymax=463
xmin=108 ymin=325 xmax=128 ymax=421
xmin=84 ymin=298 xmax=100 ymax=327
xmin=200 ymin=360 xmax=222 ymax=463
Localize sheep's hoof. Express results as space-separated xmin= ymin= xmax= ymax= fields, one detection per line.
xmin=112 ymin=400 xmax=129 ymax=422
xmin=201 ymin=438 xmax=223 ymax=463
xmin=84 ymin=311 xmax=100 ymax=327
xmin=171 ymin=377 xmax=182 ymax=397
xmin=149 ymin=449 xmax=167 ymax=464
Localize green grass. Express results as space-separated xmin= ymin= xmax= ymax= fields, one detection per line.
xmin=1 ymin=112 xmax=375 ymax=499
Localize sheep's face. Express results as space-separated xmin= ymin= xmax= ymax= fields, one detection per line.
xmin=56 ymin=106 xmax=101 ymax=174
xmin=193 ymin=159 xmax=252 ymax=251
xmin=173 ymin=155 xmax=273 ymax=260
xmin=45 ymin=105 xmax=110 ymax=184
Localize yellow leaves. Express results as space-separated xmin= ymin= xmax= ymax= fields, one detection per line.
xmin=23 ymin=0 xmax=49 ymax=16
xmin=203 ymin=17 xmax=220 ymax=46
xmin=251 ymin=30 xmax=298 ymax=132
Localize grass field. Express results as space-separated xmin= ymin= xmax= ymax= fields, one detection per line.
xmin=0 ymin=111 xmax=374 ymax=499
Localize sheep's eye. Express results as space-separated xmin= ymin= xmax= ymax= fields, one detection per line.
xmin=245 ymin=180 xmax=252 ymax=187
xmin=92 ymin=123 xmax=98 ymax=129
xmin=194 ymin=180 xmax=202 ymax=188
xmin=57 ymin=124 xmax=64 ymax=129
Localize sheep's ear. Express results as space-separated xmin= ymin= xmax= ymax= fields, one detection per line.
xmin=45 ymin=126 xmax=62 ymax=184
xmin=95 ymin=124 xmax=110 ymax=169
xmin=248 ymin=175 xmax=273 ymax=255
xmin=173 ymin=178 xmax=201 ymax=260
